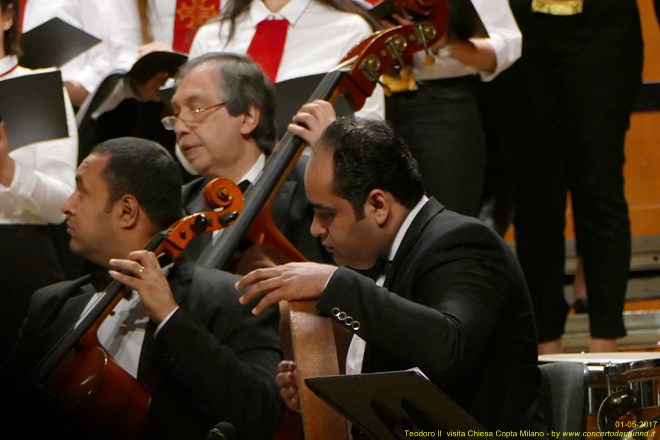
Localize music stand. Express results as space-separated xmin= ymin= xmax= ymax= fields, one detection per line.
xmin=305 ymin=369 xmax=493 ymax=440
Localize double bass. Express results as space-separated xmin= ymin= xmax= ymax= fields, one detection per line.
xmin=24 ymin=178 xmax=243 ymax=439
xmin=193 ymin=4 xmax=450 ymax=439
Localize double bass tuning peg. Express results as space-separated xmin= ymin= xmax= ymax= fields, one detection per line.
xmin=380 ymin=65 xmax=417 ymax=95
xmin=413 ymin=22 xmax=438 ymax=67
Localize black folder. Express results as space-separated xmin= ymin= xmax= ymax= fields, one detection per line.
xmin=19 ymin=17 xmax=101 ymax=69
xmin=305 ymin=370 xmax=492 ymax=440
xmin=274 ymin=73 xmax=353 ymax=139
xmin=369 ymin=0 xmax=488 ymax=40
xmin=0 ymin=70 xmax=68 ymax=150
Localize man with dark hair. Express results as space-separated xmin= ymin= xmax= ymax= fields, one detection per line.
xmin=1 ymin=137 xmax=282 ymax=440
xmin=237 ymin=117 xmax=548 ymax=434
xmin=168 ymin=52 xmax=329 ymax=267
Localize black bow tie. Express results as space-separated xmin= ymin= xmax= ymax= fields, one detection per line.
xmin=355 ymin=257 xmax=391 ymax=282
xmin=238 ymin=180 xmax=251 ymax=194
xmin=90 ymin=267 xmax=112 ymax=291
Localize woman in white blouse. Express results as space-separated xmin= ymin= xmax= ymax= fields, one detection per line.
xmin=0 ymin=0 xmax=78 ymax=360
xmin=384 ymin=1 xmax=522 ymax=218
xmin=189 ymin=0 xmax=385 ymax=119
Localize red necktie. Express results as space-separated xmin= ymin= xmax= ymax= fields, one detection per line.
xmin=173 ymin=0 xmax=220 ymax=53
xmin=18 ymin=0 xmax=27 ymax=33
xmin=246 ymin=19 xmax=289 ymax=82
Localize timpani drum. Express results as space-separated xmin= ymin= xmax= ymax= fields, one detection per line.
xmin=539 ymin=352 xmax=660 ymax=435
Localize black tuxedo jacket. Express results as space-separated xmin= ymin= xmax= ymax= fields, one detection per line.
xmin=316 ymin=198 xmax=547 ymax=432
xmin=0 ymin=256 xmax=282 ymax=440
xmin=181 ymin=155 xmax=331 ymax=264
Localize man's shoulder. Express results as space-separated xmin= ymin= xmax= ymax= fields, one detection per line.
xmin=187 ymin=264 xmax=242 ymax=304
xmin=181 ymin=177 xmax=207 ymax=199
xmin=412 ymin=199 xmax=510 ymax=254
xmin=183 ymin=264 xmax=279 ymax=331
xmin=33 ymin=275 xmax=92 ymax=299
xmin=27 ymin=275 xmax=92 ymax=320
xmin=191 ymin=264 xmax=241 ymax=287
xmin=425 ymin=199 xmax=496 ymax=235
xmin=181 ymin=177 xmax=208 ymax=213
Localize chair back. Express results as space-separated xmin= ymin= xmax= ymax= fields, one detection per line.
xmin=539 ymin=361 xmax=589 ymax=439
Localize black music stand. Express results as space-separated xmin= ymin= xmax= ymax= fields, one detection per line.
xmin=305 ymin=369 xmax=493 ymax=440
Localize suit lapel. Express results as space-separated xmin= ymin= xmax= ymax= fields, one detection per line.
xmin=137 ymin=257 xmax=195 ymax=383
xmin=137 ymin=320 xmax=157 ymax=384
xmin=364 ymin=199 xmax=443 ymax=373
xmin=384 ymin=198 xmax=444 ymax=289
xmin=182 ymin=178 xmax=210 ymax=215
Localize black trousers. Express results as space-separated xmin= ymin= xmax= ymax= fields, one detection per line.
xmin=386 ymin=75 xmax=487 ymax=217
xmin=0 ymin=225 xmax=64 ymax=361
xmin=506 ymin=0 xmax=643 ymax=341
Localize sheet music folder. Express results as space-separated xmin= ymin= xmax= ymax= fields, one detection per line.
xmin=19 ymin=17 xmax=101 ymax=69
xmin=0 ymin=70 xmax=68 ymax=150
xmin=305 ymin=369 xmax=492 ymax=440
xmin=369 ymin=0 xmax=488 ymax=39
xmin=273 ymin=73 xmax=353 ymax=139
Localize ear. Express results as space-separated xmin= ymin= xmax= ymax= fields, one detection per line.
xmin=2 ymin=8 xmax=14 ymax=32
xmin=114 ymin=195 xmax=141 ymax=230
xmin=365 ymin=189 xmax=390 ymax=228
xmin=239 ymin=105 xmax=260 ymax=136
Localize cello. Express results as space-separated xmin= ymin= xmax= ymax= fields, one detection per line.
xmin=24 ymin=178 xmax=243 ymax=439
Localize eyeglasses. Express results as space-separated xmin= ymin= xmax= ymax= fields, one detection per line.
xmin=161 ymin=102 xmax=226 ymax=131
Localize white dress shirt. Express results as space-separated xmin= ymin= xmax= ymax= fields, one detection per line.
xmin=412 ymin=0 xmax=522 ymax=82
xmin=78 ymin=265 xmax=174 ymax=379
xmin=0 ymin=56 xmax=77 ymax=225
xmin=189 ymin=0 xmax=385 ymax=118
xmin=112 ymin=0 xmax=185 ymax=72
xmin=22 ymin=0 xmax=117 ymax=93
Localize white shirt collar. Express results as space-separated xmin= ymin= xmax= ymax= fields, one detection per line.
xmin=388 ymin=195 xmax=429 ymax=262
xmin=241 ymin=153 xmax=266 ymax=186
xmin=249 ymin=0 xmax=311 ymax=27
xmin=0 ymin=55 xmax=19 ymax=77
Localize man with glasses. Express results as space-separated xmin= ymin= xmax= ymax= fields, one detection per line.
xmin=165 ymin=52 xmax=330 ymax=268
